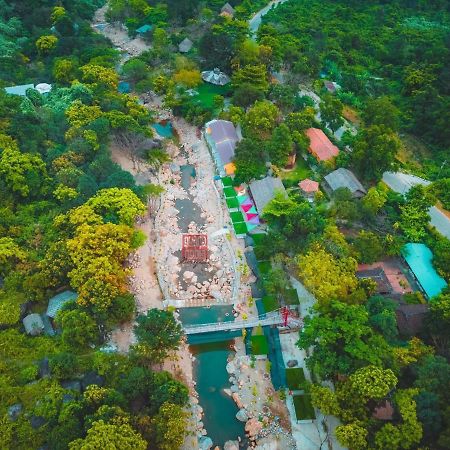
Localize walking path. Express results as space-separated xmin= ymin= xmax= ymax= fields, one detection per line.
xmin=282 ymin=276 xmax=347 ymax=450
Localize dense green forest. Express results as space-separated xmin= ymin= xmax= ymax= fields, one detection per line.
xmin=1 ymin=0 xmax=450 ymax=449
xmin=261 ymin=0 xmax=450 ymax=179
xmin=0 ymin=1 xmax=188 ymax=448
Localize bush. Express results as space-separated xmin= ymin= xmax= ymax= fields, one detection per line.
xmin=49 ymin=352 xmax=78 ymax=379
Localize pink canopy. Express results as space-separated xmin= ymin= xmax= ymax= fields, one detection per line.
xmin=241 ymin=203 xmax=253 ymax=212
xmin=245 ymin=212 xmax=258 ymax=221
xmin=248 ymin=216 xmax=260 ymax=225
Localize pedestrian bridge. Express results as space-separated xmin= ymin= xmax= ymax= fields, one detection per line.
xmin=183 ymin=310 xmax=302 ymax=335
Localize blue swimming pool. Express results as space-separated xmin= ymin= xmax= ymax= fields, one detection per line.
xmin=152 ymin=121 xmax=173 ymax=138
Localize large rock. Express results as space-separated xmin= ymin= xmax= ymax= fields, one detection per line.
xmin=232 ymin=393 xmax=244 ymax=409
xmin=226 ymin=361 xmax=236 ymax=375
xmin=245 ymin=418 xmax=263 ymax=438
xmin=224 ymin=440 xmax=239 ymax=450
xmin=236 ymin=408 xmax=248 ymax=422
xmin=198 ymin=436 xmax=213 ymax=450
xmin=287 ymin=359 xmax=298 ymax=368
xmin=183 ymin=271 xmax=195 ymax=281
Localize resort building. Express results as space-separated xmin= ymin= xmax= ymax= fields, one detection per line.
xmin=220 ymin=2 xmax=235 ymax=17
xmin=23 ymin=313 xmax=45 ymax=336
xmin=178 ymin=37 xmax=193 ymax=53
xmin=305 ymin=128 xmax=339 ymax=162
xmin=402 ymin=243 xmax=447 ymax=299
xmin=298 ymin=178 xmax=319 ymax=200
xmin=4 ymin=84 xmax=35 ymax=96
xmin=382 ymin=171 xmax=450 ymax=239
xmin=324 ymin=167 xmax=366 ymax=198
xmin=204 ymin=119 xmax=240 ymax=176
xmin=249 ymin=176 xmax=287 ymax=214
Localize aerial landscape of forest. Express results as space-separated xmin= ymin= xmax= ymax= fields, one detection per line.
xmin=0 ymin=0 xmax=449 ymax=449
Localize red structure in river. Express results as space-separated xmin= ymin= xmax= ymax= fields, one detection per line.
xmin=182 ymin=234 xmax=208 ymax=262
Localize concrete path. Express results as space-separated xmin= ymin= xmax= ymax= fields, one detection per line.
xmin=281 ymin=276 xmax=348 ymax=450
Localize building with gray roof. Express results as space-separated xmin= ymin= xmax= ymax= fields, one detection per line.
xmin=382 ymin=171 xmax=450 ymax=239
xmin=221 ymin=2 xmax=235 ymax=16
xmin=46 ymin=290 xmax=77 ymax=318
xmin=205 ymin=119 xmax=240 ymax=176
xmin=324 ymin=167 xmax=366 ymax=198
xmin=4 ymin=84 xmax=35 ymax=96
xmin=249 ymin=176 xmax=287 ymax=214
xmin=382 ymin=171 xmax=430 ymax=195
xmin=178 ymin=37 xmax=193 ymax=53
xmin=23 ymin=313 xmax=44 ymax=336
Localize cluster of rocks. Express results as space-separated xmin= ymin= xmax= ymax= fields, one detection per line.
xmin=224 ymin=356 xmax=294 ymax=448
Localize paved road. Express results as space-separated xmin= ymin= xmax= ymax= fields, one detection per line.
xmin=249 ymin=0 xmax=290 ymax=34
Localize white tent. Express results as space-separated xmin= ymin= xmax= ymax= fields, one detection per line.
xmin=35 ymin=83 xmax=52 ymax=95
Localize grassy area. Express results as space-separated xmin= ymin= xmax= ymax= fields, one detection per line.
xmin=251 ymin=335 xmax=269 ymax=355
xmin=233 ymin=222 xmax=247 ymax=235
xmin=293 ymin=394 xmax=316 ymax=421
xmin=226 ymin=197 xmax=239 ymax=209
xmin=279 ymin=157 xmax=312 ymax=184
xmin=222 ymin=176 xmax=233 ymax=187
xmin=286 ymin=367 xmax=306 ymax=390
xmin=262 ymin=295 xmax=279 ymax=313
xmin=195 ymin=83 xmax=231 ymax=109
xmin=223 ymin=187 xmax=236 ymax=198
xmin=230 ymin=211 xmax=244 ymax=223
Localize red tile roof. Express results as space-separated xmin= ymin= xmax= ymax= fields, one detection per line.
xmin=299 ymin=178 xmax=319 ymax=193
xmin=306 ymin=128 xmax=339 ymax=161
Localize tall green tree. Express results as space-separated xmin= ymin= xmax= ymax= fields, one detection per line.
xmin=133 ymin=309 xmax=182 ymax=363
xmin=352 ymin=125 xmax=402 ymax=181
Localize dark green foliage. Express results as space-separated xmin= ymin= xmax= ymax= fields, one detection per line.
xmin=366 ymin=296 xmax=398 ymax=342
xmin=49 ymin=352 xmax=79 ymax=380
xmin=133 ymin=309 xmax=183 ymax=363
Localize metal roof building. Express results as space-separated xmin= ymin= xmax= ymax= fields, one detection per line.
xmin=205 ymin=119 xmax=240 ymax=176
xmin=382 ymin=171 xmax=430 ymax=195
xmin=178 ymin=37 xmax=193 ymax=53
xmin=324 ymin=167 xmax=366 ymax=198
xmin=402 ymin=243 xmax=447 ymax=299
xmin=306 ymin=128 xmax=339 ymax=161
xmin=249 ymin=176 xmax=287 ymax=214
xmin=23 ymin=313 xmax=45 ymax=336
xmin=382 ymin=171 xmax=450 ymax=239
xmin=46 ymin=290 xmax=77 ymax=318
xmin=4 ymin=84 xmax=35 ymax=96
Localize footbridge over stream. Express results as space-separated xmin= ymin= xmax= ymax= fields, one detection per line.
xmin=183 ymin=309 xmax=302 ymax=335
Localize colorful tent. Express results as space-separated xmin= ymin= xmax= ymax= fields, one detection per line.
xmin=248 ymin=216 xmax=260 ymax=225
xmin=245 ymin=212 xmax=258 ymax=221
xmin=241 ymin=201 xmax=253 ymax=212
xmin=246 ymin=206 xmax=257 ymax=215
xmin=237 ymin=195 xmax=249 ymax=205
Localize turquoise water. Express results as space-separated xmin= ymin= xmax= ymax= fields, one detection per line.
xmin=152 ymin=121 xmax=173 ymax=138
xmin=180 ymin=306 xmax=245 ymax=446
xmin=191 ymin=341 xmax=245 ymax=446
